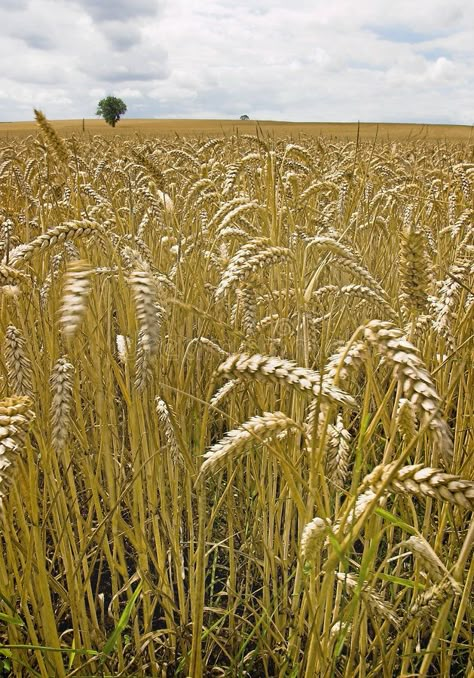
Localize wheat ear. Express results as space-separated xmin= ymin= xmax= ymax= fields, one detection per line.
xmin=155 ymin=397 xmax=181 ymax=463
xmin=0 ymin=264 xmax=27 ymax=286
xmin=60 ymin=260 xmax=92 ymax=340
xmin=34 ymin=109 xmax=69 ymax=164
xmin=218 ymin=353 xmax=355 ymax=407
xmin=200 ymin=411 xmax=297 ymax=476
xmin=134 ymin=330 xmax=152 ymax=392
xmin=399 ymin=222 xmax=431 ymax=316
xmin=336 ymin=572 xmax=400 ymax=629
xmin=116 ymin=335 xmax=131 ymax=364
xmin=326 ymin=414 xmax=351 ymax=487
xmin=364 ymin=320 xmax=452 ymax=461
xmin=129 ymin=268 xmax=163 ymax=356
xmin=236 ymin=284 xmax=257 ymax=336
xmin=0 ymin=396 xmax=35 ymax=514
xmin=313 ymin=284 xmax=397 ymax=319
xmin=3 ymin=325 xmax=33 ymax=397
xmin=405 ymin=580 xmax=458 ymax=626
xmin=333 ymin=489 xmax=381 ymax=535
xmin=403 ymin=535 xmax=460 ymax=590
xmin=364 ymin=463 xmax=474 ymax=510
xmin=189 ymin=337 xmax=228 ymax=357
xmin=215 ymin=245 xmax=293 ymax=299
xmin=210 ymin=379 xmax=240 ymax=408
xmin=300 ymin=517 xmax=332 ymax=562
xmin=50 ymin=358 xmax=74 ymax=453
xmin=8 ymin=220 xmax=100 ymax=265
xmin=396 ymin=398 xmax=417 ymax=442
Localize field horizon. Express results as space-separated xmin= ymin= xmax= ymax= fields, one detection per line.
xmin=1 ymin=117 xmax=473 ymax=141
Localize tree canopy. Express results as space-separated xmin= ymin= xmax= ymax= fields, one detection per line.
xmin=96 ymin=96 xmax=127 ymax=127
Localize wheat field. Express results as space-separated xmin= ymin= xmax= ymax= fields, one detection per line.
xmin=0 ymin=112 xmax=473 ymax=677
xmin=1 ymin=118 xmax=473 ymax=142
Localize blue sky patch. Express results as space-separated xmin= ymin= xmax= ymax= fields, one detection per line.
xmin=418 ymin=47 xmax=450 ymax=60
xmin=369 ymin=25 xmax=444 ymax=44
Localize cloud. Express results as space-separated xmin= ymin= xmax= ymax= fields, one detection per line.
xmin=73 ymin=0 xmax=161 ymax=22
xmin=385 ymin=56 xmax=459 ymax=88
xmin=99 ymin=21 xmax=142 ymax=51
xmin=21 ymin=33 xmax=54 ymax=50
xmin=0 ymin=0 xmax=28 ymax=9
xmin=79 ymin=38 xmax=169 ymax=82
xmin=115 ymin=88 xmax=144 ymax=99
xmin=91 ymin=65 xmax=166 ymax=83
xmin=72 ymin=0 xmax=164 ymax=51
xmin=0 ymin=0 xmax=473 ymax=124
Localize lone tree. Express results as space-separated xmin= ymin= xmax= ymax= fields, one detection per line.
xmin=96 ymin=96 xmax=127 ymax=127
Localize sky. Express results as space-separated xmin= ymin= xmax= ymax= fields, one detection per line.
xmin=0 ymin=0 xmax=473 ymax=124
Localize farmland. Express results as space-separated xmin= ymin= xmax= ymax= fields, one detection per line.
xmin=1 ymin=117 xmax=474 ymax=142
xmin=0 ymin=114 xmax=473 ymax=677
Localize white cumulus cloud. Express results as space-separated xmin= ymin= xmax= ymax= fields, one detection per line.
xmin=0 ymin=0 xmax=472 ymax=124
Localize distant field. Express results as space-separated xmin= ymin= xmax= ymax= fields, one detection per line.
xmin=0 ymin=117 xmax=473 ymax=141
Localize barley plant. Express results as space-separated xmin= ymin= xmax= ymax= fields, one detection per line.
xmin=0 ymin=112 xmax=473 ymax=677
